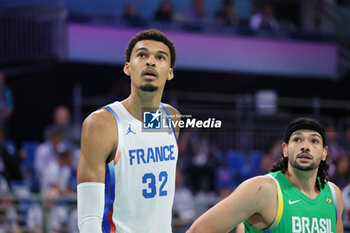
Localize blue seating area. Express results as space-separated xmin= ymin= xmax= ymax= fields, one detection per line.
xmin=248 ymin=150 xmax=264 ymax=177
xmin=215 ymin=149 xmax=264 ymax=191
xmin=226 ymin=149 xmax=247 ymax=177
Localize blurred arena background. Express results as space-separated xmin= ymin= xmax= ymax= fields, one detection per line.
xmin=1 ymin=0 xmax=350 ymax=232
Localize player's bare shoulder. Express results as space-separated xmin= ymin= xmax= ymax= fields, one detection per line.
xmin=83 ymin=108 xmax=117 ymax=134
xmin=81 ymin=108 xmax=118 ymax=153
xmin=243 ymin=175 xmax=277 ymax=198
xmin=234 ymin=175 xmax=278 ymax=213
xmin=328 ymin=181 xmax=341 ymax=194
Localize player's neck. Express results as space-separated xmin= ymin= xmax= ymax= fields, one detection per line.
xmin=285 ymin=167 xmax=319 ymax=198
xmin=122 ymin=90 xmax=163 ymax=121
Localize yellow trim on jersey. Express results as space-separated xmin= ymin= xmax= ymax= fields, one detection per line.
xmin=264 ymin=175 xmax=283 ymax=233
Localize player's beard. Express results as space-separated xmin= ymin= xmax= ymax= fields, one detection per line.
xmin=140 ymin=84 xmax=158 ymax=92
xmin=289 ymin=155 xmax=321 ymax=171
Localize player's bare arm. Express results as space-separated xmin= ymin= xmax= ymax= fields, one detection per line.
xmin=187 ymin=176 xmax=278 ymax=233
xmin=77 ymin=108 xmax=118 ymax=233
xmin=77 ymin=108 xmax=118 ymax=184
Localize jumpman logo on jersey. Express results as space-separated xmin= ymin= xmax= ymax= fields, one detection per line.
xmin=126 ymin=124 xmax=136 ymax=135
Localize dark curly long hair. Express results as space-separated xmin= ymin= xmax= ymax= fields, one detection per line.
xmin=270 ymin=156 xmax=330 ymax=190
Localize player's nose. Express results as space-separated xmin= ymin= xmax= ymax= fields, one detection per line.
xmin=301 ymin=142 xmax=310 ymax=152
xmin=146 ymin=56 xmax=156 ymax=67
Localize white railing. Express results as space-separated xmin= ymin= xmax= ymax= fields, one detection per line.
xmin=0 ymin=193 xmax=77 ymax=233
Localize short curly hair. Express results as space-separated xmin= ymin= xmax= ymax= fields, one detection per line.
xmin=124 ymin=29 xmax=176 ymax=68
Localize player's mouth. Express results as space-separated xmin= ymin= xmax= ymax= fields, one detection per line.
xmin=142 ymin=68 xmax=158 ymax=80
xmin=297 ymin=153 xmax=312 ymax=162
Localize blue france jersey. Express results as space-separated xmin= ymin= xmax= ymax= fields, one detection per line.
xmin=102 ymin=101 xmax=178 ymax=233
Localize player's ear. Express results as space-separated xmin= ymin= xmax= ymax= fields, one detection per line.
xmin=123 ymin=62 xmax=130 ymax=76
xmin=282 ymin=142 xmax=288 ymax=158
xmin=322 ymin=145 xmax=328 ymax=161
xmin=167 ymin=68 xmax=174 ymax=81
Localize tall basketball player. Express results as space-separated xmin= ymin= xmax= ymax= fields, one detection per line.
xmin=77 ymin=29 xmax=180 ymax=233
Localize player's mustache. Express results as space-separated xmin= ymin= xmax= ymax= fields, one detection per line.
xmin=142 ymin=68 xmax=158 ymax=77
xmin=297 ymin=152 xmax=313 ymax=159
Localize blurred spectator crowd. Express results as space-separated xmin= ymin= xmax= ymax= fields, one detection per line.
xmin=120 ymin=0 xmax=284 ymax=31
xmin=0 ymin=101 xmax=80 ymax=232
xmin=106 ymin=0 xmax=339 ymax=35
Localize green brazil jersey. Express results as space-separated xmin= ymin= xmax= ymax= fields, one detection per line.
xmin=244 ymin=170 xmax=337 ymax=233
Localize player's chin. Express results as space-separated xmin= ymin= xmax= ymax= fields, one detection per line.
xmin=140 ymin=84 xmax=158 ymax=92
xmin=296 ymin=163 xmax=317 ymax=171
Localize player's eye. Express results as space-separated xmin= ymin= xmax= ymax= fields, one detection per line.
xmin=312 ymin=139 xmax=319 ymax=144
xmin=293 ymin=137 xmax=301 ymax=142
xmin=138 ymin=53 xmax=146 ymax=58
xmin=157 ymin=55 xmax=165 ymax=61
